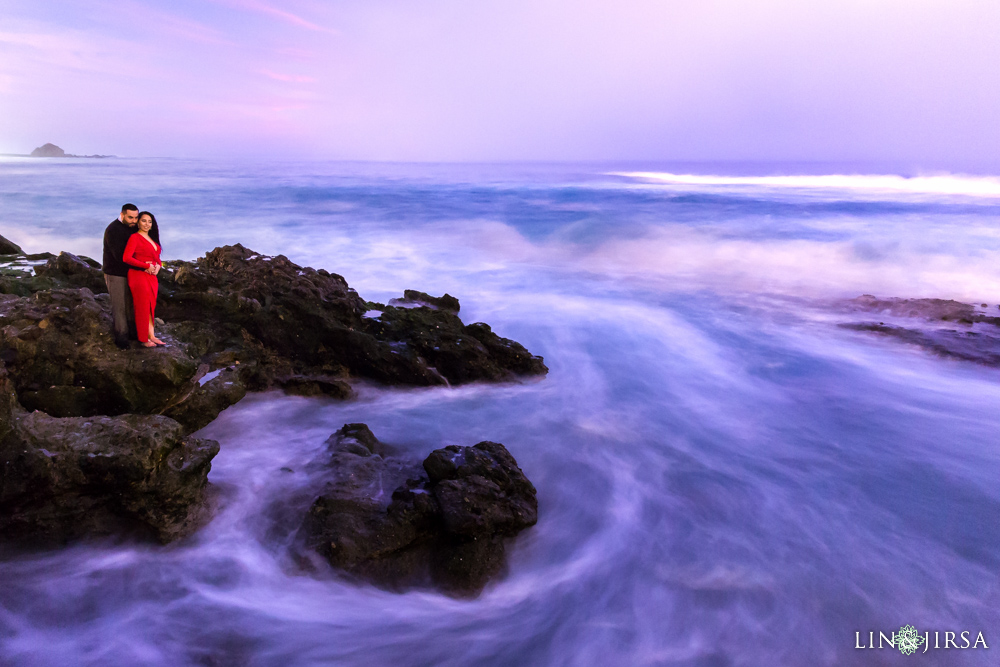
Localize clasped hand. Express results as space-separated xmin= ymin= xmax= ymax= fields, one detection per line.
xmin=146 ymin=264 xmax=161 ymax=276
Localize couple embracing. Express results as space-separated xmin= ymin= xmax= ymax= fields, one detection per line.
xmin=101 ymin=203 xmax=165 ymax=349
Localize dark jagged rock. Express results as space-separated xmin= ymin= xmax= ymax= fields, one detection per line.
xmin=30 ymin=143 xmax=65 ymax=158
xmin=33 ymin=252 xmax=107 ymax=293
xmin=462 ymin=322 xmax=549 ymax=376
xmin=363 ymin=303 xmax=547 ymax=384
xmin=0 ymin=234 xmax=22 ymax=255
xmin=394 ymin=290 xmax=461 ymax=313
xmin=842 ymin=295 xmax=1000 ymax=367
xmin=301 ymin=425 xmax=537 ymax=596
xmin=0 ymin=365 xmax=218 ymax=545
xmin=422 ymin=441 xmax=538 ymax=537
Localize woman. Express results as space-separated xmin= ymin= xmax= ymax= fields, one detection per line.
xmin=122 ymin=211 xmax=165 ymax=347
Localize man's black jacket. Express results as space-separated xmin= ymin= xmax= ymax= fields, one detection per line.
xmin=102 ymin=219 xmax=135 ymax=277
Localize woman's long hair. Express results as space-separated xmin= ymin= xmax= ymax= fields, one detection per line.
xmin=137 ymin=211 xmax=161 ymax=247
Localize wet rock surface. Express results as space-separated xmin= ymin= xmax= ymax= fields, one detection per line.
xmin=841 ymin=295 xmax=1000 ymax=367
xmin=0 ymin=240 xmax=546 ymax=550
xmin=300 ymin=424 xmax=537 ymax=596
xmin=0 ymin=289 xmax=199 ymax=418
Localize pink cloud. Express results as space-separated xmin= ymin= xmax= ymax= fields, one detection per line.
xmin=259 ymin=69 xmax=316 ymax=84
xmin=274 ymin=47 xmax=317 ymax=61
xmin=0 ymin=27 xmax=151 ymax=78
xmin=211 ymin=0 xmax=339 ymax=35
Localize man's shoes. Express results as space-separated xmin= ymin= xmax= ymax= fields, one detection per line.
xmin=113 ymin=335 xmax=129 ymax=350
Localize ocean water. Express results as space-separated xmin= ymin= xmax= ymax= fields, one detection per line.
xmin=2 ymin=159 xmax=1000 ymax=666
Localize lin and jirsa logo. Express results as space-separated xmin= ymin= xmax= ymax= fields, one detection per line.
xmin=856 ymin=625 xmax=989 ymax=654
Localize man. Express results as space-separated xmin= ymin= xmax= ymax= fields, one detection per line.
xmin=102 ymin=203 xmax=140 ymax=348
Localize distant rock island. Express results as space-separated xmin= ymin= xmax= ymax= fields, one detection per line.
xmin=27 ymin=143 xmax=114 ymax=158
xmin=30 ymin=143 xmax=66 ymax=157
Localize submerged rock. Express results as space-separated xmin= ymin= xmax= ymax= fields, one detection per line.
xmin=841 ymin=323 xmax=1000 ymax=367
xmin=842 ymin=295 xmax=1000 ymax=367
xmin=847 ymin=295 xmax=980 ymax=322
xmin=301 ymin=424 xmax=537 ymax=596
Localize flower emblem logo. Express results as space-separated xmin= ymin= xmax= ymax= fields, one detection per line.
xmin=895 ymin=625 xmax=925 ymax=655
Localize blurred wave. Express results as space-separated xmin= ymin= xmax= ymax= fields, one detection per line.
xmin=1 ymin=161 xmax=1000 ymax=665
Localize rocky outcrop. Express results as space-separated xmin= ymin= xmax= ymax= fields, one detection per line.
xmin=0 ymin=243 xmax=546 ymax=425
xmin=301 ymin=424 xmax=537 ymax=596
xmin=0 ymin=242 xmax=547 ymax=549
xmin=0 ymin=364 xmax=218 ymax=545
xmin=841 ymin=295 xmax=1000 ymax=366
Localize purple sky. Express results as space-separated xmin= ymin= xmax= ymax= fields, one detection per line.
xmin=2 ymin=0 xmax=998 ymax=163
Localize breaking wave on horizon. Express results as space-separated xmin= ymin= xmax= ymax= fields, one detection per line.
xmin=614 ymin=170 xmax=1000 ymax=198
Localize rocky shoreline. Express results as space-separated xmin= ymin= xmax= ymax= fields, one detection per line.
xmin=0 ymin=235 xmax=545 ymax=595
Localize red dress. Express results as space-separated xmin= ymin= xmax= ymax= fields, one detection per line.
xmin=123 ymin=234 xmax=161 ymax=343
